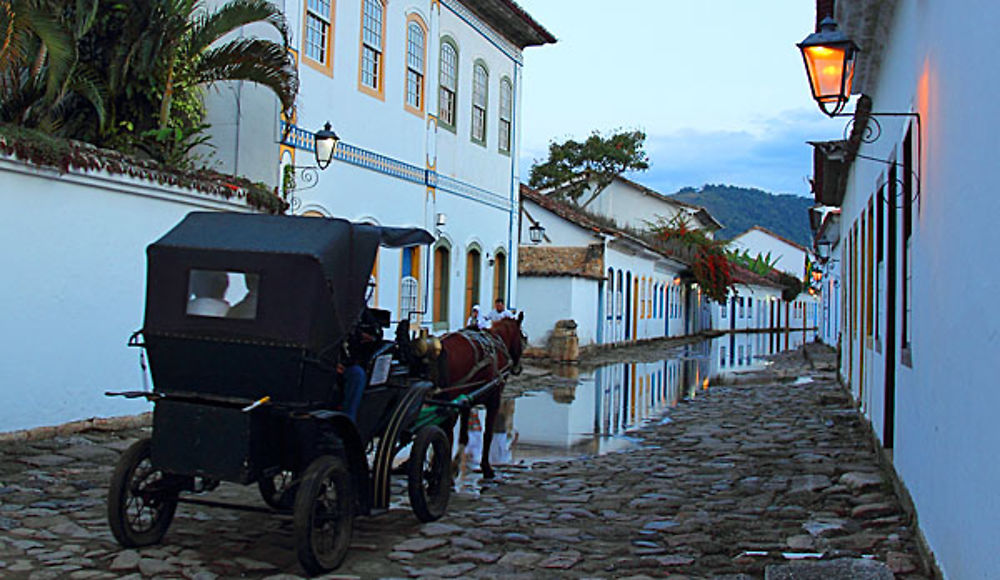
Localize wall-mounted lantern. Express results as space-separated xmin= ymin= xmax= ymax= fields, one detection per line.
xmin=816 ymin=240 xmax=831 ymax=260
xmin=528 ymin=222 xmax=545 ymax=244
xmin=797 ymin=17 xmax=859 ymax=117
xmin=313 ymin=122 xmax=339 ymax=170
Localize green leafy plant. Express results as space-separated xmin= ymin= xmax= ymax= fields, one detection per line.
xmin=137 ymin=123 xmax=213 ymax=169
xmin=281 ymin=162 xmax=296 ymax=197
xmin=727 ymin=249 xmax=779 ymax=276
xmin=528 ymin=129 xmax=649 ymax=205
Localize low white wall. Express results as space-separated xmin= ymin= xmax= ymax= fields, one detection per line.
xmin=0 ymin=158 xmax=256 ymax=433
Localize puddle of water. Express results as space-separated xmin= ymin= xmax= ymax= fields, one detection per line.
xmin=495 ymin=332 xmax=809 ymax=465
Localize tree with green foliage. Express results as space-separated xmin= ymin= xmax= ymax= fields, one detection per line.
xmin=528 ymin=129 xmax=649 ymax=206
xmin=0 ymin=0 xmax=106 ymax=132
xmin=1 ymin=0 xmax=297 ymax=168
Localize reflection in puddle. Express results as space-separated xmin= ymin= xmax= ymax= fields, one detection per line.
xmin=504 ymin=332 xmax=806 ymax=464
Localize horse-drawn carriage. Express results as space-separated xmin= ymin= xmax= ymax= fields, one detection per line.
xmin=104 ymin=212 xmax=524 ymax=575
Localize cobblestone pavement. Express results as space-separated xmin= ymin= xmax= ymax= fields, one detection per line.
xmin=0 ymin=342 xmax=931 ymax=579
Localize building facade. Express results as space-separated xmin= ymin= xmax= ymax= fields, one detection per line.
xmin=207 ymin=0 xmax=553 ymax=332
xmin=518 ymin=185 xmax=693 ymax=348
xmin=805 ymin=0 xmax=1000 ymax=576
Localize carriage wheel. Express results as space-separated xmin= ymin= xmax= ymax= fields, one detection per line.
xmin=293 ymin=456 xmax=354 ymax=575
xmin=407 ymin=425 xmax=452 ymax=522
xmin=258 ymin=470 xmax=297 ymax=510
xmin=107 ymin=438 xmax=179 ymax=547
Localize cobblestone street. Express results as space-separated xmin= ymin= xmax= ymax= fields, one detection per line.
xmin=0 ymin=342 xmax=931 ymax=579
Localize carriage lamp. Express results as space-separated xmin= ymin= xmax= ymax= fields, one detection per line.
xmin=528 ymin=222 xmax=545 ymax=244
xmin=798 ymin=17 xmax=859 ymax=117
xmin=314 ymin=122 xmax=340 ymax=169
xmin=435 ymin=213 xmax=447 ymax=228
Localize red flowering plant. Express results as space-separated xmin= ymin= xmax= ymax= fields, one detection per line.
xmin=648 ymin=215 xmax=734 ymax=304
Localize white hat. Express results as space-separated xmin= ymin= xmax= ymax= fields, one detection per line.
xmin=472 ymin=304 xmax=480 ymax=311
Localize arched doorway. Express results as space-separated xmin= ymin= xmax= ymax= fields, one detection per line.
xmin=464 ymin=247 xmax=481 ymax=322
xmin=433 ymin=243 xmax=450 ymax=328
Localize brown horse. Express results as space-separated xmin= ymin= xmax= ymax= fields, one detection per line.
xmin=436 ymin=314 xmax=525 ymax=479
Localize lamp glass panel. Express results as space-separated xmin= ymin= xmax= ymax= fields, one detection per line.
xmin=315 ymin=138 xmax=336 ymax=166
xmin=803 ymin=45 xmax=848 ymax=101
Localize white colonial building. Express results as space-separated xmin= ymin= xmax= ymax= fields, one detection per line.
xmin=518 ymin=185 xmax=695 ymax=348
xmin=577 ymin=175 xmax=723 ymax=235
xmin=207 ymin=0 xmax=553 ymax=332
xmin=804 ymin=0 xmax=1000 ymax=576
xmin=728 ymin=225 xmax=810 ymax=279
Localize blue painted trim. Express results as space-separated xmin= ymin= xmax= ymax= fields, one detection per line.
xmin=281 ymin=121 xmax=512 ymax=211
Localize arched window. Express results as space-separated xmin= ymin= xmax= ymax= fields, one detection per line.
xmin=439 ymin=40 xmax=458 ymax=129
xmin=359 ymin=0 xmax=385 ymax=98
xmin=433 ymin=244 xmax=450 ymax=326
xmin=498 ymin=77 xmax=512 ymax=154
xmin=471 ymin=62 xmax=488 ymax=144
xmin=492 ymin=250 xmax=507 ymax=304
xmin=303 ymin=0 xmax=333 ymax=74
xmin=400 ymin=246 xmax=421 ymax=322
xmin=405 ymin=17 xmax=427 ymax=113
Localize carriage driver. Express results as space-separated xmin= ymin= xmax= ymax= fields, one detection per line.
xmin=339 ymin=278 xmax=383 ymax=419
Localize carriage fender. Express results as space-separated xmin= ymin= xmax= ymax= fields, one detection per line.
xmin=304 ymin=410 xmax=372 ymax=515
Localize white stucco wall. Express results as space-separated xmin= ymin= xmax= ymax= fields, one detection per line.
xmin=586 ymin=179 xmax=686 ymax=231
xmin=0 ymin=159 xmax=258 ymax=433
xmin=517 ymin=276 xmax=572 ymax=347
xmin=729 ymin=228 xmax=808 ymax=278
xmin=832 ymin=1 xmax=1000 ymax=577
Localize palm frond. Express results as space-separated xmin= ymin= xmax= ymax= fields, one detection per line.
xmin=188 ymin=0 xmax=287 ymax=55
xmin=194 ymin=37 xmax=296 ymax=111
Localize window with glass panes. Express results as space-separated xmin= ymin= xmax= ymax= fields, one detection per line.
xmin=471 ymin=63 xmax=487 ymax=143
xmin=360 ymin=0 xmax=383 ymax=91
xmin=405 ymin=21 xmax=425 ymax=110
xmin=305 ymin=0 xmax=331 ymax=66
xmin=439 ymin=42 xmax=457 ymax=128
xmin=499 ymin=78 xmax=512 ymax=153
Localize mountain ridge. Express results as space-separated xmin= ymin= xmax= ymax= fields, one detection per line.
xmin=669 ymin=184 xmax=813 ymax=247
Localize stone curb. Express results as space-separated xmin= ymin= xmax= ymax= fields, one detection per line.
xmin=0 ymin=412 xmax=151 ymax=442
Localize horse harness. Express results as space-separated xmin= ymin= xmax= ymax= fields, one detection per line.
xmin=436 ymin=328 xmax=513 ymax=395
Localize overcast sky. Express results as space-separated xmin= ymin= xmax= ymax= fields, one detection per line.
xmin=514 ymin=0 xmax=842 ymax=197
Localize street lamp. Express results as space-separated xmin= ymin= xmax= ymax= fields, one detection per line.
xmin=314 ymin=122 xmax=339 ymax=169
xmin=528 ymin=222 xmax=545 ymax=244
xmin=797 ymin=17 xmax=859 ymax=117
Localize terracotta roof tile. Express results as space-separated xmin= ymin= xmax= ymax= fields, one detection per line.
xmin=518 ymin=244 xmax=605 ymax=279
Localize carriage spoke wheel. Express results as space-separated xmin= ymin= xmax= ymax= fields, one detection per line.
xmin=407 ymin=425 xmax=452 ymax=522
xmin=258 ymin=470 xmax=298 ymax=510
xmin=294 ymin=456 xmax=354 ymax=575
xmin=107 ymin=438 xmax=179 ymax=547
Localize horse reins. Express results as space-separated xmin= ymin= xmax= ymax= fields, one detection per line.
xmin=435 ymin=327 xmax=513 ymax=396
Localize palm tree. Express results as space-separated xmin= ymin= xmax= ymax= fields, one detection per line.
xmin=156 ymin=0 xmax=297 ymax=129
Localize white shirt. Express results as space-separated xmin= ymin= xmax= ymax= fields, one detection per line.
xmin=483 ymin=308 xmax=514 ymax=323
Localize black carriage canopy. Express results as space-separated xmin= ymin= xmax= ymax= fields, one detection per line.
xmin=143 ymin=212 xmax=434 ymax=352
